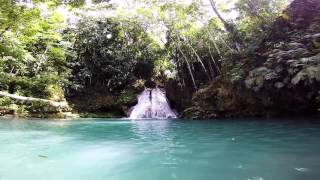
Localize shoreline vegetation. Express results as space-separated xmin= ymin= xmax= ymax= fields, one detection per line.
xmin=0 ymin=91 xmax=76 ymax=118
xmin=0 ymin=0 xmax=319 ymax=120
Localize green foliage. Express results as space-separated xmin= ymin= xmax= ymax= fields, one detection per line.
xmin=30 ymin=101 xmax=50 ymax=110
xmin=118 ymin=89 xmax=137 ymax=105
xmin=292 ymin=66 xmax=320 ymax=85
xmin=67 ymin=13 xmax=161 ymax=95
xmin=32 ymin=0 xmax=86 ymax=7
xmin=0 ymin=1 xmax=70 ymax=99
xmin=15 ymin=105 xmax=29 ymax=117
xmin=0 ymin=97 xmax=13 ymax=107
xmin=235 ymin=0 xmax=288 ymax=43
xmin=0 ymin=0 xmax=291 ymax=107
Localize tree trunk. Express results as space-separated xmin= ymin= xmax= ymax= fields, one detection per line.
xmin=185 ymin=38 xmax=211 ymax=80
xmin=0 ymin=91 xmax=71 ymax=112
xmin=209 ymin=0 xmax=243 ymax=52
xmin=209 ymin=0 xmax=233 ymax=31
xmin=8 ymin=82 xmax=15 ymax=94
xmin=169 ymin=37 xmax=198 ymax=90
xmin=208 ymin=41 xmax=221 ymax=75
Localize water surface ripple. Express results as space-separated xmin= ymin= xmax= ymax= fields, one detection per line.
xmin=0 ymin=118 xmax=319 ymax=180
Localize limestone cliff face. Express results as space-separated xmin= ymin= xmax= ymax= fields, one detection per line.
xmin=184 ymin=0 xmax=320 ymax=119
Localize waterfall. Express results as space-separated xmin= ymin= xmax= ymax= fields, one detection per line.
xmin=129 ymin=88 xmax=177 ymax=119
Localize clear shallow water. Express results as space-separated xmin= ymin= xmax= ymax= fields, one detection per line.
xmin=0 ymin=118 xmax=320 ymax=180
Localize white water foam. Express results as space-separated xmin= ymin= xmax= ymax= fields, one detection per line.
xmin=129 ymin=88 xmax=177 ymax=119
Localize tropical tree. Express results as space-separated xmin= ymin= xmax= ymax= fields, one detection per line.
xmin=0 ymin=1 xmax=70 ymax=100
xmin=67 ymin=11 xmax=162 ymax=95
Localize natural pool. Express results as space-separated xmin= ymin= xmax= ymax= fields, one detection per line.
xmin=0 ymin=118 xmax=319 ymax=180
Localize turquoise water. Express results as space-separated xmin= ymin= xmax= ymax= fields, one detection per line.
xmin=0 ymin=118 xmax=320 ymax=180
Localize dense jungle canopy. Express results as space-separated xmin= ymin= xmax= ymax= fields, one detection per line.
xmin=0 ymin=0 xmax=319 ymax=118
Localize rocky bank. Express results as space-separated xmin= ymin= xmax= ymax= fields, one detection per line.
xmin=182 ymin=0 xmax=320 ymax=119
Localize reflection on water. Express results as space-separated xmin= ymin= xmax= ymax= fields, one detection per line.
xmin=0 ymin=118 xmax=320 ymax=180
xmin=131 ymin=120 xmax=170 ymax=138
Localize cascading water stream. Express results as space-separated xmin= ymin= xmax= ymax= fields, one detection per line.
xmin=129 ymin=88 xmax=177 ymax=119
